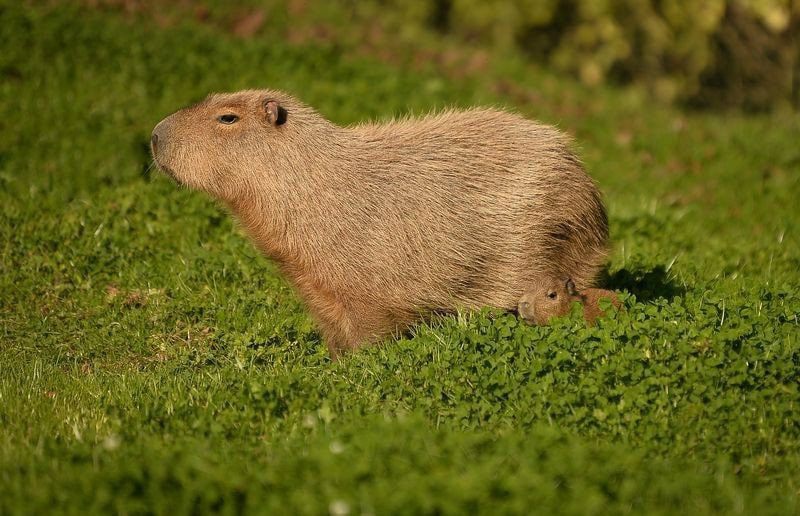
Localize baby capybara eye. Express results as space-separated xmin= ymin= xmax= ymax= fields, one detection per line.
xmin=548 ymin=291 xmax=558 ymax=299
xmin=218 ymin=114 xmax=239 ymax=124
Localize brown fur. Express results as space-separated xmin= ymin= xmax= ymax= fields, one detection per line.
xmin=151 ymin=89 xmax=609 ymax=355
xmin=518 ymin=278 xmax=621 ymax=326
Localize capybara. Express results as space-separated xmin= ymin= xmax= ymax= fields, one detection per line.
xmin=518 ymin=277 xmax=621 ymax=326
xmin=151 ymin=89 xmax=608 ymax=355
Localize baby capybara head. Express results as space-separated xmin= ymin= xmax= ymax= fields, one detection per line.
xmin=518 ymin=277 xmax=581 ymax=325
xmin=150 ymin=90 xmax=296 ymax=199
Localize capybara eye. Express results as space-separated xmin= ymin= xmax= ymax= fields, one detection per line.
xmin=218 ymin=114 xmax=239 ymax=124
xmin=548 ymin=291 xmax=558 ymax=299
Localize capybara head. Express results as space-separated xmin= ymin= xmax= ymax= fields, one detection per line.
xmin=518 ymin=277 xmax=581 ymax=325
xmin=150 ymin=90 xmax=307 ymax=199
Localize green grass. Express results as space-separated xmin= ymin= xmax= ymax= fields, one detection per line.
xmin=1 ymin=2 xmax=799 ymax=514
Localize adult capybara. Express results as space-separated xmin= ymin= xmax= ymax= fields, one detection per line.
xmin=151 ymin=89 xmax=608 ymax=355
xmin=518 ymin=277 xmax=621 ymax=326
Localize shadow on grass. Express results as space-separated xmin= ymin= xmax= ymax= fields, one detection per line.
xmin=599 ymin=264 xmax=685 ymax=302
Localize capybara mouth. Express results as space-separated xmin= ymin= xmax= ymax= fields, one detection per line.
xmin=163 ymin=169 xmax=181 ymax=185
xmin=154 ymin=161 xmax=181 ymax=185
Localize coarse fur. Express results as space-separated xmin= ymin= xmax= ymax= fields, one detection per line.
xmin=518 ymin=278 xmax=621 ymax=326
xmin=151 ymin=89 xmax=609 ymax=355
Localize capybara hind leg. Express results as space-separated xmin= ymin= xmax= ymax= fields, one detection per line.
xmin=314 ymin=314 xmax=357 ymax=357
xmin=319 ymin=312 xmax=391 ymax=357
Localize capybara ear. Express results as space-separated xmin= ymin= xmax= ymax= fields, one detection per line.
xmin=565 ymin=278 xmax=578 ymax=296
xmin=265 ymin=99 xmax=288 ymax=126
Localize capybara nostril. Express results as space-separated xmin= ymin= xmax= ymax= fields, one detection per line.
xmin=150 ymin=132 xmax=159 ymax=153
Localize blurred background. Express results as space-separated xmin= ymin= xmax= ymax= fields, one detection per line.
xmin=78 ymin=0 xmax=798 ymax=111
xmin=3 ymin=0 xmax=796 ymax=205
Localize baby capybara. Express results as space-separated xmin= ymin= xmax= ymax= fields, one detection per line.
xmin=518 ymin=278 xmax=621 ymax=326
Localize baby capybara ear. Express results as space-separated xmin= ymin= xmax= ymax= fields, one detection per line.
xmin=264 ymin=99 xmax=288 ymax=126
xmin=565 ymin=278 xmax=578 ymax=296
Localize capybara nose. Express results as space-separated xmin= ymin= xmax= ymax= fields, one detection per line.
xmin=519 ymin=301 xmax=530 ymax=311
xmin=150 ymin=132 xmax=159 ymax=154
